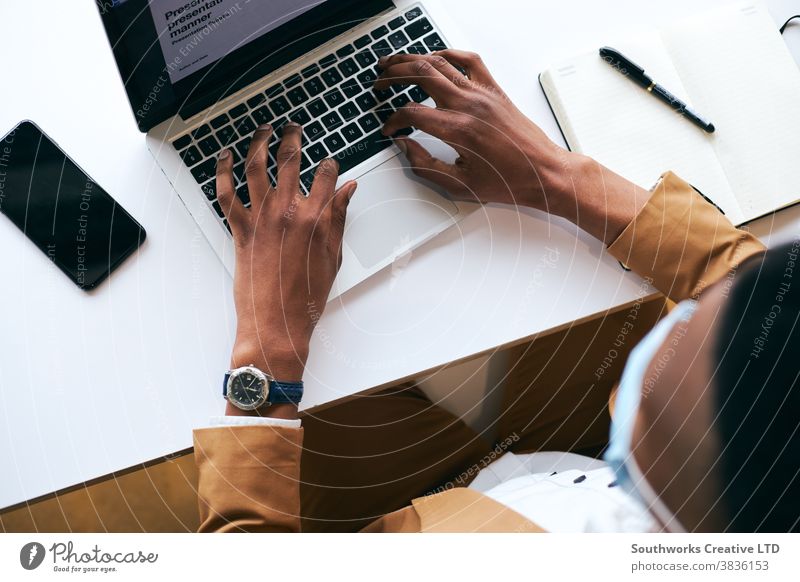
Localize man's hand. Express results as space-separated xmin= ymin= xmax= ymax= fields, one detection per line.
xmin=376 ymin=50 xmax=648 ymax=244
xmin=216 ymin=122 xmax=357 ymax=416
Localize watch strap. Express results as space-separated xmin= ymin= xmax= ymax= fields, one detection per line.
xmin=223 ymin=372 xmax=303 ymax=405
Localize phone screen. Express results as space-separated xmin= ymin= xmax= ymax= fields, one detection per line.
xmin=0 ymin=121 xmax=145 ymax=290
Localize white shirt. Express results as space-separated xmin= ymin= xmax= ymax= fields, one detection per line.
xmin=210 ymin=417 xmax=654 ymax=532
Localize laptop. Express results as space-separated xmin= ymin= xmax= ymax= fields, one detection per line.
xmin=98 ymin=0 xmax=474 ymax=299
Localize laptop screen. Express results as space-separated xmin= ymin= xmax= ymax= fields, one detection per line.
xmin=98 ymin=0 xmax=393 ymax=131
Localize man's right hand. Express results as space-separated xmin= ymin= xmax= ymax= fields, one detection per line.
xmin=375 ymin=50 xmax=649 ymax=245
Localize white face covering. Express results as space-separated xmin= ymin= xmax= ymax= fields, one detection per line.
xmin=604 ymin=299 xmax=699 ymax=533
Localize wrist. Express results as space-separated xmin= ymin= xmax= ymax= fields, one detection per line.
xmin=230 ymin=337 xmax=307 ymax=382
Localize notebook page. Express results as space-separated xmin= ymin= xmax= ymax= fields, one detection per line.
xmin=540 ymin=36 xmax=740 ymax=222
xmin=662 ymin=2 xmax=800 ymax=222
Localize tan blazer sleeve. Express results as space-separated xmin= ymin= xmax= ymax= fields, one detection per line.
xmin=193 ymin=425 xmax=303 ymax=532
xmin=607 ymin=171 xmax=766 ymax=301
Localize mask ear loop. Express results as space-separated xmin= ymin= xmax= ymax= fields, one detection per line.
xmin=626 ymin=453 xmax=688 ymax=533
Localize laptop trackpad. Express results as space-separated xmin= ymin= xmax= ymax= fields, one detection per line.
xmin=343 ymin=151 xmax=459 ymax=269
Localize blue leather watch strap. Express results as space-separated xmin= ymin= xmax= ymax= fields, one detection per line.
xmin=223 ymin=372 xmax=303 ymax=404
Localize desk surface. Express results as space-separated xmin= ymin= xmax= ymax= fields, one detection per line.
xmin=2 ymin=0 xmax=799 ymax=510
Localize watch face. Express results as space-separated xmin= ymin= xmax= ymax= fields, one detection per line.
xmin=228 ymin=369 xmax=268 ymax=410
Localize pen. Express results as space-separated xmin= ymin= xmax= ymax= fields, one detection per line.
xmin=599 ymin=46 xmax=715 ymax=134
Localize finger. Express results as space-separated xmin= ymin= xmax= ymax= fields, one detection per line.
xmin=215 ymin=149 xmax=248 ymax=233
xmin=381 ymin=102 xmax=461 ymax=141
xmin=395 ymin=137 xmax=466 ymax=196
xmin=374 ymin=59 xmax=462 ymax=102
xmin=433 ymin=50 xmax=496 ymax=87
xmin=245 ymin=124 xmax=274 ymax=204
xmin=377 ymin=53 xmax=467 ymax=89
xmin=308 ymin=158 xmax=340 ymax=210
xmin=329 ymin=180 xmax=358 ymax=265
xmin=275 ymin=122 xmax=303 ymax=201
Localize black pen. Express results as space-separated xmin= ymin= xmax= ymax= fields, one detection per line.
xmin=599 ymin=46 xmax=715 ymax=134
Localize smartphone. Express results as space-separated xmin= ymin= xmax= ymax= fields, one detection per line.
xmin=0 ymin=121 xmax=145 ymax=290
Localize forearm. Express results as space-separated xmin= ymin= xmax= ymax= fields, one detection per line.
xmin=544 ymin=150 xmax=649 ymax=245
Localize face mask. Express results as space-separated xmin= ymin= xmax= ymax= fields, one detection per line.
xmin=604 ymin=298 xmax=699 ymax=532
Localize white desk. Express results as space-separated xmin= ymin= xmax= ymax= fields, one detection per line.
xmin=1 ymin=0 xmax=798 ymax=510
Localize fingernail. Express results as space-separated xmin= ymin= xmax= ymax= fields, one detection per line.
xmin=256 ymin=123 xmax=272 ymax=132
xmin=378 ymin=56 xmax=388 ymax=65
xmin=394 ymin=138 xmax=407 ymax=155
xmin=218 ymin=149 xmax=231 ymax=160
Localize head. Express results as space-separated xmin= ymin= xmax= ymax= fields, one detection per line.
xmin=611 ymin=240 xmax=800 ymax=532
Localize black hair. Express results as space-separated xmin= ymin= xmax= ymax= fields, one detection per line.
xmin=715 ymin=240 xmax=800 ymax=532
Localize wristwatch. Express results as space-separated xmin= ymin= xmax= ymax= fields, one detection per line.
xmin=223 ymin=365 xmax=304 ymax=410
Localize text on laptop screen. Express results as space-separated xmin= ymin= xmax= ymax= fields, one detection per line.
xmin=148 ymin=0 xmax=329 ymax=83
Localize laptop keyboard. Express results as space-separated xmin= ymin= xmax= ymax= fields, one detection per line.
xmin=170 ymin=6 xmax=447 ymax=233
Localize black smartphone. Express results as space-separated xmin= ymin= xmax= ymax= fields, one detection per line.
xmin=0 ymin=121 xmax=145 ymax=290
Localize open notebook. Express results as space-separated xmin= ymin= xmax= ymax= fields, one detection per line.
xmin=539 ymin=1 xmax=800 ymax=225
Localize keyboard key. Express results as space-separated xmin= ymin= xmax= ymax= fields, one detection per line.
xmin=337 ymin=57 xmax=359 ymax=78
xmin=191 ymin=158 xmax=217 ymax=183
xmin=234 ymin=115 xmax=257 ymax=136
xmin=333 ymin=131 xmax=391 ymax=174
xmin=300 ymin=152 xmax=312 ymax=171
xmin=357 ymin=69 xmax=378 ymax=88
xmin=356 ymin=92 xmax=378 ymax=112
xmin=300 ymin=169 xmax=316 ymax=192
xmin=406 ymin=17 xmax=433 ymax=40
xmin=319 ymin=54 xmax=337 ymax=68
xmin=388 ymin=30 xmax=410 ymax=50
xmin=339 ymin=102 xmax=360 ymax=122
xmin=374 ymin=86 xmax=393 ymax=102
xmin=372 ymin=39 xmax=392 ymax=58
xmin=229 ymin=103 xmax=248 ymax=119
xmin=391 ymin=93 xmax=410 ymax=109
xmin=191 ymin=124 xmax=212 ymax=140
xmin=198 ymin=135 xmax=221 ymax=157
xmin=236 ymin=184 xmax=251 ymax=206
xmin=405 ymin=7 xmax=422 ymax=20
xmin=321 ymin=68 xmax=343 ymax=87
xmin=269 ymin=96 xmax=291 ymax=116
xmin=252 ymin=106 xmax=272 ymax=125
xmin=180 ymin=145 xmax=203 ymax=166
xmin=232 ymin=162 xmax=245 ymax=185
xmin=210 ymin=113 xmax=230 ymax=129
xmin=200 ymin=181 xmax=216 ymax=200
xmin=375 ymin=103 xmax=395 ymax=122
xmin=423 ymin=32 xmax=446 ymax=52
xmin=247 ymin=93 xmax=266 ymax=108
xmin=287 ymin=87 xmax=309 ymax=106
xmin=289 ymin=108 xmax=311 ymax=125
xmin=409 ymin=86 xmax=429 ymax=102
xmin=173 ymin=134 xmax=192 ymax=150
xmin=336 ymin=44 xmax=355 ymax=58
xmin=306 ymin=78 xmax=327 ymax=98
xmin=324 ymin=132 xmax=346 ymax=153
xmin=354 ymin=49 xmax=377 ymax=68
xmin=354 ymin=34 xmax=371 ymax=49
xmin=388 ymin=15 xmax=406 ymax=30
xmin=307 ymin=98 xmax=328 ymax=117
xmin=265 ymin=83 xmax=283 ymax=98
xmin=307 ymin=142 xmax=328 ymax=163
xmin=407 ymin=42 xmax=428 ymax=55
xmin=371 ymin=24 xmax=389 ymax=39
xmin=272 ymin=117 xmax=289 ymax=134
xmin=217 ymin=125 xmax=237 ymax=145
xmin=301 ymin=63 xmax=320 ymax=78
xmin=342 ymin=80 xmax=361 ymax=98
xmin=284 ymin=73 xmax=303 ymax=88
xmin=234 ymin=137 xmax=252 ymax=160
xmin=357 ymin=113 xmax=381 ymax=134
xmin=321 ymin=111 xmax=344 ymax=131
xmin=222 ymin=218 xmax=231 ymax=233
xmin=306 ymin=121 xmax=325 ymax=141
xmin=323 ymin=89 xmax=346 ymax=109
xmin=211 ymin=199 xmax=225 ymax=218
xmin=341 ymin=122 xmax=363 ymax=142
